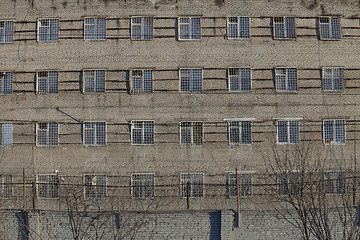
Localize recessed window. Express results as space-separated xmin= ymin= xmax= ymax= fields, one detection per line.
xmin=322 ymin=67 xmax=344 ymax=91
xmin=227 ymin=120 xmax=252 ymax=145
xmin=178 ymin=17 xmax=201 ymax=40
xmin=275 ymin=68 xmax=298 ymax=91
xmin=319 ymin=17 xmax=341 ymax=40
xmin=227 ymin=16 xmax=250 ymax=39
xmin=130 ymin=70 xmax=153 ymax=93
xmin=277 ymin=120 xmax=299 ymax=144
xmin=0 ymin=72 xmax=12 ymax=94
xmin=36 ymin=71 xmax=58 ymax=94
xmin=84 ymin=174 xmax=106 ymax=198
xmin=131 ymin=17 xmax=153 ymax=40
xmin=0 ymin=123 xmax=12 ymax=147
xmin=180 ymin=121 xmax=203 ymax=146
xmin=180 ymin=69 xmax=202 ymax=93
xmin=227 ymin=172 xmax=252 ymax=197
xmin=83 ymin=122 xmax=106 ymax=146
xmin=0 ymin=175 xmax=12 ymax=198
xmin=323 ymin=120 xmax=345 ymax=145
xmin=36 ymin=174 xmax=59 ymax=199
xmin=180 ymin=173 xmax=204 ymax=198
xmin=36 ymin=123 xmax=59 ymax=147
xmin=0 ymin=20 xmax=14 ymax=43
xmin=228 ymin=68 xmax=251 ymax=92
xmin=37 ymin=18 xmax=59 ymax=42
xmin=277 ymin=172 xmax=301 ymax=195
xmin=131 ymin=173 xmax=155 ymax=198
xmin=273 ymin=17 xmax=296 ymax=39
xmin=324 ymin=171 xmax=345 ymax=194
xmin=84 ymin=17 xmax=106 ymax=40
xmin=131 ymin=121 xmax=154 ymax=145
xmin=83 ymin=69 xmax=106 ymax=93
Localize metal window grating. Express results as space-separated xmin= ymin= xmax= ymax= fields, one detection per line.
xmin=36 ymin=174 xmax=59 ymax=199
xmin=228 ymin=68 xmax=251 ymax=91
xmin=324 ymin=171 xmax=346 ymax=194
xmin=322 ymin=67 xmax=344 ymax=91
xmin=275 ymin=68 xmax=298 ymax=91
xmin=131 ymin=120 xmax=154 ymax=145
xmin=180 ymin=121 xmax=203 ymax=145
xmin=37 ymin=19 xmax=59 ymax=42
xmin=36 ymin=123 xmax=59 ymax=147
xmin=323 ymin=119 xmax=345 ymax=144
xmin=180 ymin=69 xmax=202 ymax=93
xmin=228 ymin=121 xmax=252 ymax=145
xmin=0 ymin=175 xmax=12 ymax=198
xmin=180 ymin=173 xmax=204 ymax=198
xmin=37 ymin=71 xmax=58 ymax=94
xmin=83 ymin=70 xmax=106 ymax=93
xmin=0 ymin=72 xmax=12 ymax=94
xmin=0 ymin=123 xmax=12 ymax=146
xmin=273 ymin=17 xmax=296 ymax=39
xmin=83 ymin=122 xmax=106 ymax=146
xmin=84 ymin=17 xmax=106 ymax=40
xmin=227 ymin=173 xmax=252 ymax=197
xmin=277 ymin=172 xmax=301 ymax=196
xmin=0 ymin=20 xmax=14 ymax=43
xmin=131 ymin=70 xmax=153 ymax=93
xmin=131 ymin=173 xmax=155 ymax=198
xmin=178 ymin=17 xmax=201 ymax=40
xmin=277 ymin=120 xmax=299 ymax=144
xmin=131 ymin=17 xmax=154 ymax=40
xmin=319 ymin=17 xmax=341 ymax=40
xmin=84 ymin=174 xmax=107 ymax=198
xmin=227 ymin=16 xmax=250 ymax=39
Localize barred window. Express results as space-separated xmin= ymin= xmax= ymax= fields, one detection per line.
xmin=275 ymin=68 xmax=298 ymax=91
xmin=131 ymin=70 xmax=153 ymax=93
xmin=273 ymin=17 xmax=296 ymax=39
xmin=37 ymin=19 xmax=59 ymax=42
xmin=178 ymin=17 xmax=201 ymax=40
xmin=227 ymin=173 xmax=252 ymax=197
xmin=180 ymin=121 xmax=203 ymax=146
xmin=36 ymin=123 xmax=59 ymax=147
xmin=180 ymin=173 xmax=204 ymax=198
xmin=84 ymin=175 xmax=106 ymax=198
xmin=0 ymin=175 xmax=12 ymax=198
xmin=277 ymin=172 xmax=302 ymax=196
xmin=180 ymin=69 xmax=202 ymax=93
xmin=319 ymin=17 xmax=341 ymax=40
xmin=83 ymin=69 xmax=106 ymax=93
xmin=277 ymin=120 xmax=299 ymax=144
xmin=227 ymin=121 xmax=252 ymax=145
xmin=0 ymin=20 xmax=14 ymax=43
xmin=227 ymin=16 xmax=250 ymax=39
xmin=84 ymin=17 xmax=106 ymax=40
xmin=324 ymin=171 xmax=346 ymax=194
xmin=131 ymin=121 xmax=154 ymax=145
xmin=322 ymin=67 xmax=344 ymax=91
xmin=0 ymin=123 xmax=12 ymax=147
xmin=323 ymin=120 xmax=345 ymax=145
xmin=36 ymin=174 xmax=59 ymax=199
xmin=131 ymin=173 xmax=155 ymax=198
xmin=83 ymin=122 xmax=106 ymax=146
xmin=36 ymin=71 xmax=58 ymax=94
xmin=131 ymin=17 xmax=153 ymax=40
xmin=228 ymin=68 xmax=251 ymax=91
xmin=0 ymin=72 xmax=12 ymax=94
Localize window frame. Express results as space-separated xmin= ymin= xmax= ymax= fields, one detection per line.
xmin=131 ymin=173 xmax=155 ymax=199
xmin=322 ymin=67 xmax=344 ymax=92
xmin=37 ymin=18 xmax=60 ymax=42
xmin=275 ymin=67 xmax=298 ymax=92
xmin=322 ymin=119 xmax=346 ymax=145
xmin=228 ymin=67 xmax=252 ymax=92
xmin=131 ymin=16 xmax=154 ymax=40
xmin=82 ymin=69 xmax=106 ymax=93
xmin=0 ymin=71 xmax=13 ymax=95
xmin=36 ymin=70 xmax=59 ymax=94
xmin=0 ymin=20 xmax=15 ymax=43
xmin=82 ymin=121 xmax=107 ymax=147
xmin=276 ymin=119 xmax=300 ymax=144
xmin=130 ymin=69 xmax=153 ymax=93
xmin=36 ymin=174 xmax=59 ymax=199
xmin=276 ymin=171 xmax=302 ymax=196
xmin=227 ymin=172 xmax=252 ymax=198
xmin=324 ymin=171 xmax=346 ymax=195
xmin=180 ymin=121 xmax=204 ymax=146
xmin=179 ymin=173 xmax=204 ymax=198
xmin=0 ymin=123 xmax=12 ymax=147
xmin=0 ymin=175 xmax=13 ymax=198
xmin=84 ymin=174 xmax=107 ymax=199
xmin=179 ymin=68 xmax=203 ymax=93
xmin=84 ymin=16 xmax=107 ymax=41
xmin=273 ymin=16 xmax=296 ymax=40
xmin=178 ymin=16 xmax=201 ymax=40
xmin=36 ymin=122 xmax=59 ymax=147
xmin=319 ymin=16 xmax=342 ymax=40
xmin=131 ymin=120 xmax=155 ymax=145
xmin=227 ymin=16 xmax=251 ymax=40
xmin=226 ymin=119 xmax=252 ymax=145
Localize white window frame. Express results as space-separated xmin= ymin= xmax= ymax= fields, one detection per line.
xmin=179 ymin=68 xmax=203 ymax=93
xmin=131 ymin=16 xmax=154 ymax=40
xmin=0 ymin=175 xmax=12 ymax=198
xmin=228 ymin=67 xmax=252 ymax=92
xmin=273 ymin=16 xmax=296 ymax=39
xmin=324 ymin=171 xmax=346 ymax=195
xmin=227 ymin=172 xmax=252 ymax=198
xmin=84 ymin=17 xmax=107 ymax=41
xmin=84 ymin=174 xmax=107 ymax=198
xmin=225 ymin=119 xmax=253 ymax=145
xmin=319 ymin=17 xmax=341 ymax=40
xmin=36 ymin=70 xmax=59 ymax=94
xmin=36 ymin=174 xmax=59 ymax=199
xmin=83 ymin=121 xmax=107 ymax=146
xmin=322 ymin=67 xmax=344 ymax=91
xmin=322 ymin=119 xmax=346 ymax=145
xmin=180 ymin=121 xmax=203 ymax=146
xmin=36 ymin=122 xmax=59 ymax=147
xmin=275 ymin=67 xmax=298 ymax=91
xmin=0 ymin=20 xmax=15 ymax=43
xmin=180 ymin=173 xmax=204 ymax=198
xmin=276 ymin=119 xmax=300 ymax=144
xmin=130 ymin=69 xmax=153 ymax=93
xmin=178 ymin=16 xmax=201 ymax=40
xmin=0 ymin=123 xmax=12 ymax=147
xmin=37 ymin=18 xmax=60 ymax=42
xmin=227 ymin=16 xmax=250 ymax=40
xmin=82 ymin=69 xmax=106 ymax=93
xmin=131 ymin=120 xmax=155 ymax=145
xmin=0 ymin=71 xmax=13 ymax=94
xmin=131 ymin=173 xmax=155 ymax=199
